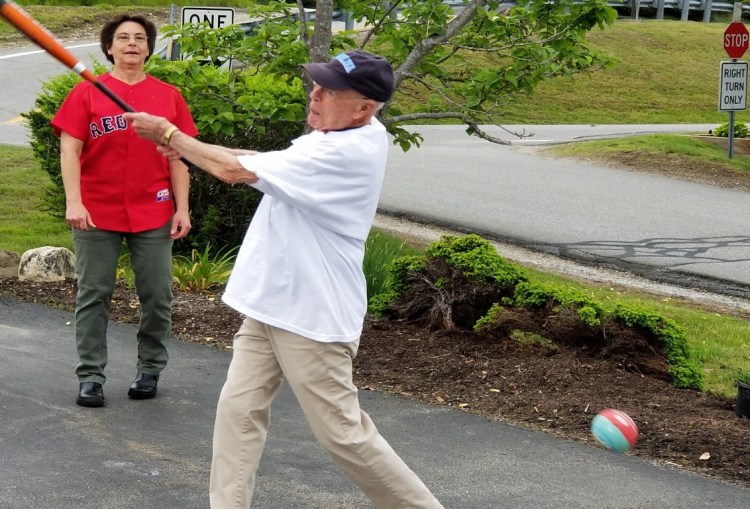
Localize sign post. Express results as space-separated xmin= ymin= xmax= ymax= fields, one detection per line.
xmin=721 ymin=16 xmax=750 ymax=159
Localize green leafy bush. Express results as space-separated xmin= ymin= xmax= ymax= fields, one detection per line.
xmin=712 ymin=121 xmax=749 ymax=138
xmin=22 ymin=62 xmax=108 ymax=219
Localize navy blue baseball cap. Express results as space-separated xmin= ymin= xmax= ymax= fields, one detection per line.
xmin=302 ymin=50 xmax=394 ymax=103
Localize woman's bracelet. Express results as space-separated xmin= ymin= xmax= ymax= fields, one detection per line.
xmin=162 ymin=125 xmax=179 ymax=146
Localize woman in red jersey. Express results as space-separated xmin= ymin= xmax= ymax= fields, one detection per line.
xmin=52 ymin=14 xmax=198 ymax=408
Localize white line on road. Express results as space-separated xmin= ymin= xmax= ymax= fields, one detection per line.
xmin=0 ymin=116 xmax=25 ymax=125
xmin=0 ymin=42 xmax=98 ymax=60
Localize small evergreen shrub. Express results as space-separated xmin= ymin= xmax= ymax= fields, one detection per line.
xmin=425 ymin=234 xmax=527 ymax=286
xmin=513 ymin=281 xmax=605 ymax=327
xmin=613 ymin=304 xmax=703 ymax=390
xmin=374 ymin=233 xmax=705 ymax=391
xmin=369 ymin=235 xmax=527 ymax=329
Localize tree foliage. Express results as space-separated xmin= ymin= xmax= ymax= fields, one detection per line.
xmin=158 ymin=0 xmax=618 ymax=149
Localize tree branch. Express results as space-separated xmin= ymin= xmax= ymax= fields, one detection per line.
xmin=395 ymin=0 xmax=489 ymax=89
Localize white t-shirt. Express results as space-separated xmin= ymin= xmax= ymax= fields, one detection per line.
xmin=222 ymin=119 xmax=388 ymax=343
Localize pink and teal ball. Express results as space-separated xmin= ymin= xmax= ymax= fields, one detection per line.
xmin=591 ymin=408 xmax=638 ymax=452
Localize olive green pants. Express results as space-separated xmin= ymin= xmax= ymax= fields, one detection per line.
xmin=73 ymin=222 xmax=173 ymax=384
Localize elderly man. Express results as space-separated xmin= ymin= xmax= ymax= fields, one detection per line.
xmin=124 ymin=50 xmax=444 ymax=509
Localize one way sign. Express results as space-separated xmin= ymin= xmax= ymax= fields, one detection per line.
xmin=181 ymin=7 xmax=235 ymax=29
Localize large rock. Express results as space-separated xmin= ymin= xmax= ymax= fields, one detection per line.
xmin=0 ymin=250 xmax=21 ymax=279
xmin=18 ymin=246 xmax=76 ymax=282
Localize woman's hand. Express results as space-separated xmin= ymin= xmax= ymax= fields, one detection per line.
xmin=66 ymin=202 xmax=96 ymax=230
xmin=171 ymin=210 xmax=191 ymax=240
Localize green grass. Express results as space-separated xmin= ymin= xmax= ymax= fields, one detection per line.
xmin=0 ymin=145 xmax=71 ymax=253
xmin=392 ymin=18 xmax=750 ymax=126
xmin=549 ymin=133 xmax=750 ymax=171
xmin=364 ymin=230 xmax=421 ymax=299
xmin=499 ymin=19 xmax=748 ymax=125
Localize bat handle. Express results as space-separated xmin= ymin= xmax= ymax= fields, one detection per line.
xmin=93 ymin=81 xmax=196 ymax=173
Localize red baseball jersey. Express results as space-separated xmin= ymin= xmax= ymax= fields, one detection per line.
xmin=51 ymin=73 xmax=199 ymax=232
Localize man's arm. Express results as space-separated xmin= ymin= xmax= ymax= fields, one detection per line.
xmin=123 ymin=112 xmax=258 ymax=186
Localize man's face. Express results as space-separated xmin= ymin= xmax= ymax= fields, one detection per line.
xmin=307 ymin=83 xmax=374 ymax=132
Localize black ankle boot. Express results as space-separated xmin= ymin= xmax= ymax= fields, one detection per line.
xmin=128 ymin=373 xmax=159 ymax=399
xmin=77 ymin=381 xmax=104 ymax=407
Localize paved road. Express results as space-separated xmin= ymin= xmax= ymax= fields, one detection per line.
xmin=0 ymin=41 xmax=104 ymax=146
xmin=380 ymin=124 xmax=750 ymax=296
xmin=2 ymin=298 xmax=749 ymax=508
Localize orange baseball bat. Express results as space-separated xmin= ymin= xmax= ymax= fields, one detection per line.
xmin=0 ymin=0 xmax=134 ymax=113
xmin=0 ymin=0 xmax=196 ymax=170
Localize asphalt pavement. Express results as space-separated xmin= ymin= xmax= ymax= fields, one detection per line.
xmin=379 ymin=124 xmax=750 ymax=296
xmin=2 ymin=297 xmax=749 ymax=509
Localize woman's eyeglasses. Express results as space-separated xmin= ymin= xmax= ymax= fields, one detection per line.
xmin=114 ymin=33 xmax=148 ymax=43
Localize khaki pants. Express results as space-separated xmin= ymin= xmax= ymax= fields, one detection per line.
xmin=210 ymin=317 xmax=444 ymax=509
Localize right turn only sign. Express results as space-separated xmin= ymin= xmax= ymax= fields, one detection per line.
xmin=719 ymin=60 xmax=748 ymax=111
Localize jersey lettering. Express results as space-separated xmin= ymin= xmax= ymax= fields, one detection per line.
xmin=90 ymin=114 xmax=127 ymax=139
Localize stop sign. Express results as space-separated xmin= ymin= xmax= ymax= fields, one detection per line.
xmin=725 ymin=22 xmax=750 ymax=59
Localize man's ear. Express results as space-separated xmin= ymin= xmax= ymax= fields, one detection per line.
xmin=356 ymin=100 xmax=377 ymax=118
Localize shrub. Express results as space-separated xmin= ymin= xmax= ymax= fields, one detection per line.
xmin=369 ymin=234 xmax=526 ymax=329
xmin=712 ymin=120 xmax=749 ymax=138
xmin=375 ymin=233 xmax=704 ymax=391
xmin=613 ymin=304 xmax=703 ymax=390
xmin=22 ymin=62 xmax=108 ymax=219
xmin=513 ymin=281 xmax=605 ymax=327
xmin=424 ymin=234 xmax=527 ymax=286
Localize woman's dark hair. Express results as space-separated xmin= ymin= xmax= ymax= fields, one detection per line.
xmin=100 ymin=14 xmax=157 ymax=64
